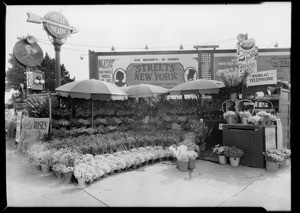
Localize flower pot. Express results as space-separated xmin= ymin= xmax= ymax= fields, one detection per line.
xmin=41 ymin=163 xmax=50 ymax=173
xmin=199 ymin=143 xmax=206 ymax=152
xmin=227 ymin=116 xmax=234 ymax=124
xmin=63 ymin=171 xmax=73 ymax=184
xmin=55 ymin=171 xmax=63 ymax=180
xmin=110 ymin=170 xmax=115 ymax=175
xmin=218 ymin=155 xmax=227 ymax=165
xmin=266 ymin=160 xmax=278 ymax=172
xmin=279 ymin=159 xmax=288 ymax=168
xmin=77 ymin=178 xmax=86 ymax=189
xmin=178 ymin=160 xmax=189 ymax=172
xmin=132 ymin=164 xmax=137 ymax=169
xmin=229 ymin=157 xmax=240 ymax=167
xmin=188 ymin=159 xmax=196 ymax=170
xmin=102 ymin=172 xmax=108 ymax=178
xmin=151 ymin=159 xmax=155 ymax=164
xmin=242 ymin=117 xmax=248 ymax=125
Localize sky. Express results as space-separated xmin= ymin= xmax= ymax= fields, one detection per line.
xmin=5 ymin=3 xmax=291 ymax=102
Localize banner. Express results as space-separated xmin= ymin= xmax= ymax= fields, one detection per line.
xmin=17 ymin=118 xmax=50 ymax=153
xmin=237 ymin=38 xmax=258 ymax=76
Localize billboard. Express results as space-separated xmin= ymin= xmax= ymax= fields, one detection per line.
xmin=214 ymin=50 xmax=290 ymax=83
xmin=96 ymin=53 xmax=198 ymax=89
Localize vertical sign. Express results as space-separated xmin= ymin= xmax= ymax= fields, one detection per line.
xmin=26 ymin=71 xmax=33 ymax=89
xmin=265 ymin=126 xmax=277 ymax=150
xmin=237 ymin=38 xmax=258 ymax=76
xmin=15 ymin=111 xmax=22 ymax=143
xmin=98 ymin=59 xmax=114 ymax=83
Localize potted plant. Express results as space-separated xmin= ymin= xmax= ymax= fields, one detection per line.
xmin=248 ymin=115 xmax=262 ymax=126
xmin=190 ymin=119 xmax=211 ymax=152
xmin=212 ymin=144 xmax=229 ymax=165
xmin=224 ymin=146 xmax=244 ymax=167
xmin=263 ymin=149 xmax=285 ymax=172
xmin=223 ymin=111 xmax=236 ymax=125
xmin=57 ymin=119 xmax=70 ymax=130
xmin=169 ymin=144 xmax=190 ymax=172
xmin=69 ymin=119 xmax=79 ymax=130
xmin=256 ymin=111 xmax=271 ymax=126
xmin=278 ymin=148 xmax=291 ymax=168
xmin=78 ymin=118 xmax=91 ymax=128
xmin=239 ymin=111 xmax=251 ymax=125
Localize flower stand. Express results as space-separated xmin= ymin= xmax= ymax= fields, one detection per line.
xmin=77 ymin=178 xmax=86 ymax=189
xmin=63 ymin=171 xmax=73 ymax=184
xmin=266 ymin=160 xmax=279 ymax=172
xmin=188 ymin=159 xmax=196 ymax=170
xmin=229 ymin=157 xmax=240 ymax=167
xmin=218 ymin=155 xmax=227 ymax=165
xmin=178 ymin=160 xmax=189 ymax=172
xmin=41 ymin=163 xmax=51 ymax=174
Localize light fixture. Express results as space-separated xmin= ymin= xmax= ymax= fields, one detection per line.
xmin=111 ymin=46 xmax=115 ymax=52
xmin=179 ymin=44 xmax=183 ymax=50
xmin=145 ymin=45 xmax=148 ymax=50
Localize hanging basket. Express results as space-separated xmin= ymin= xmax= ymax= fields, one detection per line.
xmin=235 ymin=99 xmax=255 ymax=115
xmin=222 ymin=99 xmax=236 ymax=114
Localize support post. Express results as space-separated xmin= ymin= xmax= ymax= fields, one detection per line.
xmin=52 ymin=38 xmax=63 ymax=88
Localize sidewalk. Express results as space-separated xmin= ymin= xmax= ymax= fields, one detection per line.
xmin=5 ymin=147 xmax=291 ymax=210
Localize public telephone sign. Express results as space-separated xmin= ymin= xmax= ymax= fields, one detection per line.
xmin=247 ymin=70 xmax=277 ymax=86
xmin=43 ymin=11 xmax=71 ymax=39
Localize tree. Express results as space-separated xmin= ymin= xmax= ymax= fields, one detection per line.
xmin=5 ymin=52 xmax=75 ymax=92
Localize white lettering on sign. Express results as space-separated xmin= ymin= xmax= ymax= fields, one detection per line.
xmin=247 ymin=70 xmax=277 ymax=86
xmin=49 ymin=25 xmax=67 ymax=36
xmin=49 ymin=13 xmax=66 ymax=24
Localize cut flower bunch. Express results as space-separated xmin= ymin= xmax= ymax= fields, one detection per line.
xmin=212 ymin=144 xmax=229 ymax=156
xmin=169 ymin=144 xmax=198 ymax=162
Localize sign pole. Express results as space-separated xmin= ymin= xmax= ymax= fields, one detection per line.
xmin=53 ymin=38 xmax=63 ymax=88
xmin=26 ymin=67 xmax=30 ymax=97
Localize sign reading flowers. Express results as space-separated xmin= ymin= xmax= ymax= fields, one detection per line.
xmin=17 ymin=118 xmax=50 ymax=153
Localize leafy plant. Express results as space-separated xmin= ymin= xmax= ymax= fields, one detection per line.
xmin=224 ymin=146 xmax=244 ymax=159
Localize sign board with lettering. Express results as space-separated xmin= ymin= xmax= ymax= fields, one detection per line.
xmin=237 ymin=38 xmax=258 ymax=76
xmin=13 ymin=39 xmax=44 ymax=67
xmin=17 ymin=118 xmax=50 ymax=153
xmin=15 ymin=111 xmax=22 ymax=143
xmin=247 ymin=70 xmax=277 ymax=86
xmin=265 ymin=126 xmax=277 ymax=150
xmin=43 ymin=11 xmax=71 ymax=39
xmin=97 ymin=53 xmax=198 ymax=89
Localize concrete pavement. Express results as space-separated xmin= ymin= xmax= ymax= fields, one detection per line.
xmin=5 ymin=147 xmax=291 ymax=210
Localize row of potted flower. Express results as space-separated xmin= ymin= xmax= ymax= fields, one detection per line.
xmin=223 ymin=110 xmax=277 ymax=126
xmin=212 ymin=144 xmax=244 ymax=167
xmin=44 ymin=130 xmax=184 ymax=155
xmin=212 ymin=144 xmax=291 ymax=170
xmin=73 ymin=146 xmax=174 ymax=189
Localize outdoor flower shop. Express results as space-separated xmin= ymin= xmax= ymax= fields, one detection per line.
xmin=6 ymin=69 xmax=291 ymax=190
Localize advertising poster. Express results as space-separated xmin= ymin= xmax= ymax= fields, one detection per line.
xmin=17 ymin=118 xmax=50 ymax=153
xmin=237 ymin=38 xmax=258 ymax=76
xmin=98 ymin=53 xmax=198 ymax=89
xmin=98 ymin=59 xmax=114 ymax=83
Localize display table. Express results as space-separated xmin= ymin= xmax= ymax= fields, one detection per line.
xmin=222 ymin=124 xmax=277 ymax=168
